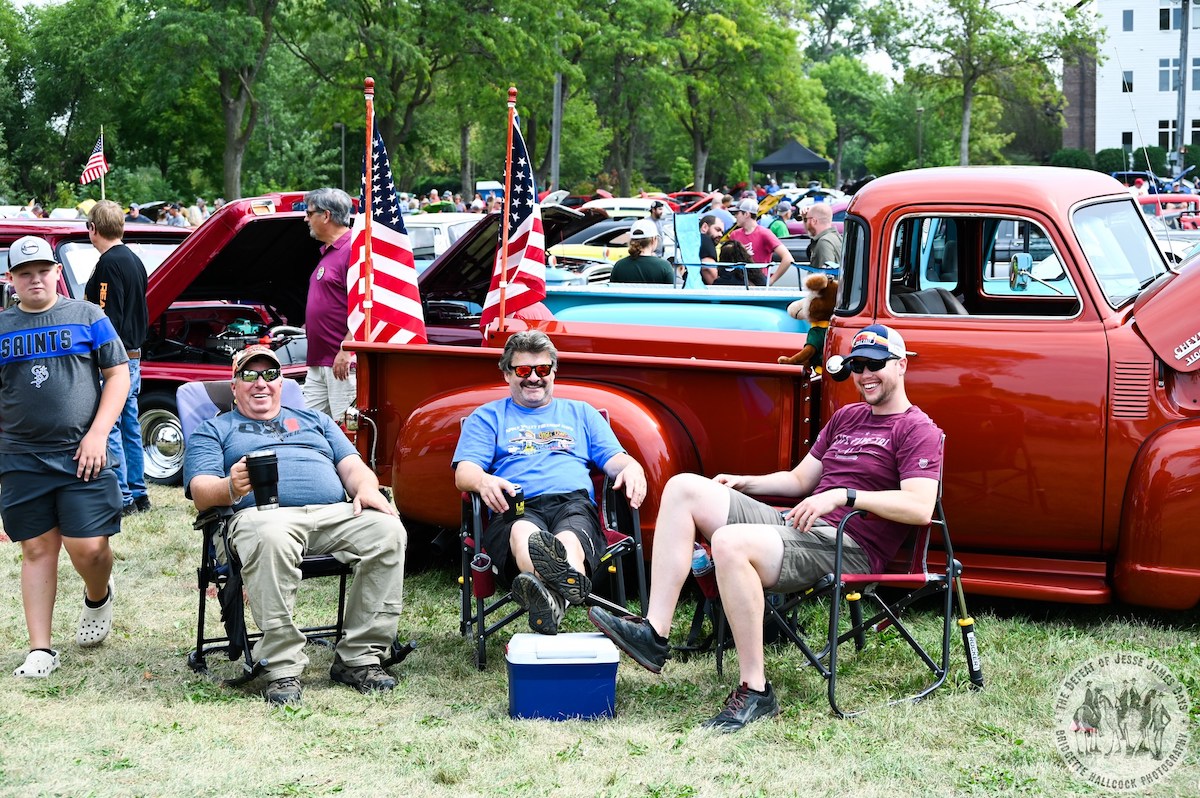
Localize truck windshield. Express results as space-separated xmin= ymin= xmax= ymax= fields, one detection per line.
xmin=1072 ymin=200 xmax=1170 ymax=307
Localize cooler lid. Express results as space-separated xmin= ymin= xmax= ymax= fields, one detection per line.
xmin=506 ymin=632 xmax=619 ymax=665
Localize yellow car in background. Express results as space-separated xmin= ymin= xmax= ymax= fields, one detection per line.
xmin=548 ymin=218 xmax=635 ymax=263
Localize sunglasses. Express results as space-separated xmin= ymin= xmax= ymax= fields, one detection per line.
xmin=237 ymin=367 xmax=282 ymax=383
xmin=511 ymin=364 xmax=553 ymax=378
xmin=847 ymin=357 xmax=897 ymax=374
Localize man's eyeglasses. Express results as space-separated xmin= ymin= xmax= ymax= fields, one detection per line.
xmin=511 ymin=364 xmax=553 ymax=378
xmin=847 ymin=357 xmax=897 ymax=374
xmin=237 ymin=367 xmax=282 ymax=383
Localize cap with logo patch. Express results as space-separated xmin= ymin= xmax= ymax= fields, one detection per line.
xmin=6 ymin=236 xmax=57 ymax=272
xmin=847 ymin=324 xmax=907 ymax=360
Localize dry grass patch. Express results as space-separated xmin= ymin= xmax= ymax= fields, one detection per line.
xmin=0 ymin=485 xmax=1197 ymax=797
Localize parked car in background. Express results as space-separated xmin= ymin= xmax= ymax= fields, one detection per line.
xmin=549 ymin=218 xmax=635 ymax=262
xmin=1110 ymin=170 xmax=1172 ymax=193
xmin=669 ymin=190 xmax=709 ymax=207
xmin=403 ymin=212 xmax=481 ymax=272
xmin=783 ymin=200 xmax=850 ymax=235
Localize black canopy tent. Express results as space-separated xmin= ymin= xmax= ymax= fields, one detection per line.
xmin=752 ymin=140 xmax=831 ymax=173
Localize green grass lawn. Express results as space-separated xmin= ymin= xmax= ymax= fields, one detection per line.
xmin=0 ymin=484 xmax=1197 ymax=797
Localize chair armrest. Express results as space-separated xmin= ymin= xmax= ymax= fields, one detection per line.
xmin=193 ymin=506 xmax=234 ymax=531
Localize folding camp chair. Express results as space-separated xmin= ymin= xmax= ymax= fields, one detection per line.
xmin=182 ymin=379 xmax=413 ymax=684
xmin=458 ymin=413 xmax=647 ymax=669
xmin=713 ymin=440 xmax=984 ymax=717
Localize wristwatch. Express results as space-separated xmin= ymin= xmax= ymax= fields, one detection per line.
xmin=845 ymin=488 xmax=857 ymax=508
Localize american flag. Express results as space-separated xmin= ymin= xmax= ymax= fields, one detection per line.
xmin=347 ymin=124 xmax=426 ymax=344
xmin=479 ymin=117 xmax=546 ymax=329
xmin=79 ymin=134 xmax=109 ymax=185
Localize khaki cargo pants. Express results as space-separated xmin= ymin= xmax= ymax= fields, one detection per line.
xmin=226 ymin=502 xmax=406 ymax=679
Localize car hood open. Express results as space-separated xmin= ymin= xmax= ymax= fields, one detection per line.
xmin=418 ymin=205 xmax=607 ymax=308
xmin=146 ymin=193 xmax=318 ymax=326
xmin=1132 ymin=256 xmax=1200 ymax=372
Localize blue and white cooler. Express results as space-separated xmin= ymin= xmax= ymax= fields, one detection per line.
xmin=506 ymin=632 xmax=620 ymax=720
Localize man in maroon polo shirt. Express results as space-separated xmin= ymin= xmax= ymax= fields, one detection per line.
xmin=302 ymin=187 xmax=357 ymax=420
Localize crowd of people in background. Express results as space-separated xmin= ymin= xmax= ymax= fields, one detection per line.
xmin=7 ymin=197 xmax=227 ymax=227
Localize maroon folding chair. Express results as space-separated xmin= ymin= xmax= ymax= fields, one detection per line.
xmin=458 ymin=410 xmax=647 ymax=669
xmin=714 ymin=436 xmax=984 ymax=716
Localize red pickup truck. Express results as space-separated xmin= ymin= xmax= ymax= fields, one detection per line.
xmin=353 ymin=166 xmax=1200 ymax=610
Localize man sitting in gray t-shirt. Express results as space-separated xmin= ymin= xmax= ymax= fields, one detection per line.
xmin=183 ymin=345 xmax=407 ymax=707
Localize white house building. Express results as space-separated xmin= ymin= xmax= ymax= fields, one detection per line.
xmin=1064 ymin=0 xmax=1197 ymax=171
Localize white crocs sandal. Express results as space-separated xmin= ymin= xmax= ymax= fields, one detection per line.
xmin=76 ymin=579 xmax=115 ymax=648
xmin=14 ymin=649 xmax=60 ymax=678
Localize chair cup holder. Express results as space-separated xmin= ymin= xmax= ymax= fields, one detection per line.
xmin=471 ymin=553 xmax=496 ymax=598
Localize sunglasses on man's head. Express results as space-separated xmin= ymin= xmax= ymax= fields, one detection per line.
xmin=511 ymin=364 xmax=553 ymax=378
xmin=847 ymin=357 xmax=897 ymax=374
xmin=237 ymin=367 xmax=282 ymax=383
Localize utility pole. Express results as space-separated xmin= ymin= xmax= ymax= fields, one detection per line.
xmin=550 ymin=73 xmax=563 ymax=192
xmin=333 ymin=122 xmax=346 ymax=192
xmin=1177 ymin=0 xmax=1191 ymax=176
xmin=917 ymin=107 xmax=925 ymax=168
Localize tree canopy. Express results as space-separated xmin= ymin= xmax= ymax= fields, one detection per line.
xmin=0 ymin=0 xmax=1097 ymax=206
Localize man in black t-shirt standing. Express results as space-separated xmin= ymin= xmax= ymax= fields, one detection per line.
xmin=697 ymin=215 xmax=724 ymax=285
xmin=85 ymin=200 xmax=151 ymax=515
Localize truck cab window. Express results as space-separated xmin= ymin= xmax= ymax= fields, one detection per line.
xmin=888 ymin=215 xmax=1080 ymax=317
xmin=835 ymin=217 xmax=868 ymax=314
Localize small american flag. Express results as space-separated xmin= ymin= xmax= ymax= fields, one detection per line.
xmin=347 ymin=123 xmax=426 ymax=344
xmin=79 ymin=135 xmax=109 ymax=185
xmin=479 ymin=116 xmax=546 ymax=330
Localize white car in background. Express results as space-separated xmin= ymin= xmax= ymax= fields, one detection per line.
xmin=403 ymin=212 xmax=481 ymax=272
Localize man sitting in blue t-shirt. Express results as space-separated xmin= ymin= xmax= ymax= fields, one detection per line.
xmin=184 ymin=345 xmax=407 ymax=707
xmin=453 ymin=331 xmax=647 ymax=635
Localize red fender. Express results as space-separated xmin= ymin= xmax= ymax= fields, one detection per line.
xmin=1114 ymin=419 xmax=1200 ymax=609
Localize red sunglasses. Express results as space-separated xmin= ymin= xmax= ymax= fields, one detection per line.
xmin=512 ymin=364 xmax=553 ymax=378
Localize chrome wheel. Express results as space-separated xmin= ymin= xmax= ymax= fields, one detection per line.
xmin=140 ymin=398 xmax=184 ymax=485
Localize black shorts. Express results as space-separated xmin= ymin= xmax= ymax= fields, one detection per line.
xmin=482 ymin=489 xmax=603 ymax=579
xmin=0 ymin=450 xmax=122 ymax=542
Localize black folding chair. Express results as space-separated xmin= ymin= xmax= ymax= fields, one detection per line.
xmin=458 ymin=413 xmax=647 ymax=669
xmin=181 ymin=379 xmax=413 ymax=685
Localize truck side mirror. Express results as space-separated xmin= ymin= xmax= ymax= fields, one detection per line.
xmin=2 ymin=282 xmax=17 ymax=310
xmin=1009 ymin=253 xmax=1033 ymax=292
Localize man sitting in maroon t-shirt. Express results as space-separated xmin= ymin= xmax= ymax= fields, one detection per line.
xmin=589 ymin=324 xmax=943 ymax=732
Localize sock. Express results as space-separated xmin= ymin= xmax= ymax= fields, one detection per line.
xmin=84 ymin=588 xmax=110 ymax=609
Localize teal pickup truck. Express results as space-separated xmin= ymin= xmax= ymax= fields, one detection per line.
xmin=420 ymin=205 xmax=810 ymax=343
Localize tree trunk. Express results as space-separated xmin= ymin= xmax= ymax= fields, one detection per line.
xmin=460 ymin=124 xmax=472 ymax=198
xmin=834 ymin=132 xmax=846 ymax=185
xmin=960 ymin=87 xmax=974 ymax=166
xmin=219 ymin=70 xmax=254 ymax=200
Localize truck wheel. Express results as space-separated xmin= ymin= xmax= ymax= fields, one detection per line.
xmin=140 ymin=392 xmax=184 ymax=485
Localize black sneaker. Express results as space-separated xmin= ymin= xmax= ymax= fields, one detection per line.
xmin=330 ymin=658 xmax=397 ymax=693
xmin=264 ymin=675 xmax=302 ymax=706
xmin=587 ymin=606 xmax=670 ymax=673
xmin=701 ymin=682 xmax=779 ymax=732
xmin=134 ymin=496 xmax=152 ymax=513
xmin=528 ymin=529 xmax=591 ymax=605
xmin=512 ymin=572 xmax=565 ymax=635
